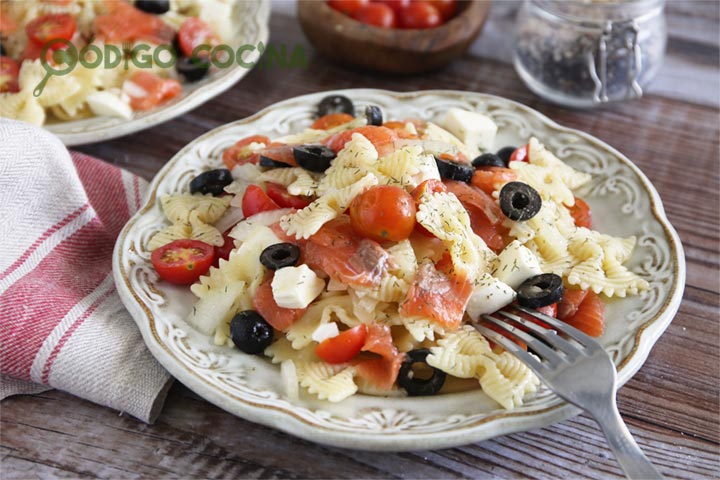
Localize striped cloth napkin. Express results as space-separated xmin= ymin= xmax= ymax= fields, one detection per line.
xmin=0 ymin=119 xmax=172 ymax=423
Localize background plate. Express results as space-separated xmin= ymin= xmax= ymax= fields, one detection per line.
xmin=113 ymin=89 xmax=685 ymax=451
xmin=46 ymin=0 xmax=270 ymax=146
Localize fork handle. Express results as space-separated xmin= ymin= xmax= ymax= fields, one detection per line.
xmin=594 ymin=403 xmax=664 ymax=479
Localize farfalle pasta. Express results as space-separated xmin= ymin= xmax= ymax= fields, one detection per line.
xmin=146 ymin=97 xmax=649 ymax=407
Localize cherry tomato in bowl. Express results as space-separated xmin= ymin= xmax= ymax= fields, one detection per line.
xmin=151 ymin=239 xmax=215 ymax=285
xmin=349 ymin=185 xmax=416 ymax=242
xmin=397 ymin=2 xmax=442 ymax=29
xmin=327 ymin=0 xmax=369 ymax=16
xmin=353 ymin=3 xmax=397 ymax=28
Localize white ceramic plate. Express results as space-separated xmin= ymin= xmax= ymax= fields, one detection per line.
xmin=113 ymin=89 xmax=685 ymax=451
xmin=46 ymin=0 xmax=270 ymax=146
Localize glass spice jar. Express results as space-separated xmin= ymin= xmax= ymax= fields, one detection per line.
xmin=513 ymin=0 xmax=667 ymax=107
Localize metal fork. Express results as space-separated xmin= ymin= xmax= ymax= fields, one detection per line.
xmin=475 ymin=305 xmax=663 ymax=480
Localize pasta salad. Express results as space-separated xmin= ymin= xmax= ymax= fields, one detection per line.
xmin=0 ymin=0 xmax=233 ymax=125
xmin=146 ymin=95 xmax=649 ymax=408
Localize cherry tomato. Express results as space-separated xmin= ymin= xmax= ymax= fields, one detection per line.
xmin=177 ymin=17 xmax=220 ymax=58
xmin=398 ymin=2 xmax=442 ymax=29
xmin=568 ymin=196 xmax=592 ymax=229
xmin=213 ymin=231 xmax=236 ymax=266
xmin=509 ymin=144 xmax=529 ymax=163
xmin=353 ymin=3 xmax=397 ymax=28
xmin=265 ymin=183 xmax=312 ymax=209
xmin=428 ymin=0 xmax=456 ymax=21
xmin=327 ymin=0 xmax=369 ymax=16
xmin=222 ymin=135 xmax=270 ymax=170
xmin=25 ymin=14 xmax=76 ymax=46
xmin=349 ymin=185 xmax=416 ymax=242
xmin=376 ymin=0 xmax=410 ymax=14
xmin=315 ymin=324 xmax=368 ymax=364
xmin=126 ymin=71 xmax=181 ymax=111
xmin=151 ymin=239 xmax=215 ymax=285
xmin=311 ymin=113 xmax=354 ymax=130
xmin=411 ymin=179 xmax=447 ymax=237
xmin=241 ymin=184 xmax=280 ymax=217
xmin=0 ymin=57 xmax=20 ymax=93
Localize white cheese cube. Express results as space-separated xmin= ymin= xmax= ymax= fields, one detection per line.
xmin=441 ymin=108 xmax=498 ymax=155
xmin=493 ymin=240 xmax=543 ymax=290
xmin=466 ymin=273 xmax=516 ymax=320
xmin=311 ymin=322 xmax=339 ymax=343
xmin=86 ymin=91 xmax=132 ymax=120
xmin=271 ymin=264 xmax=325 ymax=309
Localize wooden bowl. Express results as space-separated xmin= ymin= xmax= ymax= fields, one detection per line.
xmin=297 ymin=1 xmax=491 ymax=74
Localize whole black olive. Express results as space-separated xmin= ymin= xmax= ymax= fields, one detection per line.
xmin=317 ymin=94 xmax=355 ymax=117
xmin=135 ymin=0 xmax=170 ymax=14
xmin=517 ymin=273 xmax=564 ymax=309
xmin=365 ymin=105 xmax=383 ymax=126
xmin=230 ymin=311 xmax=274 ymax=354
xmin=260 ymin=243 xmax=301 ymax=270
xmin=435 ymin=155 xmax=474 ymax=183
xmin=499 ymin=181 xmax=542 ymax=221
xmin=190 ymin=168 xmax=233 ymax=196
xmin=496 ymin=146 xmax=517 ymax=165
xmin=176 ymin=56 xmax=210 ymax=82
xmin=472 ymin=153 xmax=506 ymax=168
xmin=293 ymin=145 xmax=336 ymax=172
xmin=397 ymin=349 xmax=446 ymax=396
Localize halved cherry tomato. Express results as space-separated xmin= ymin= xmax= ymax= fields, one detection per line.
xmin=398 ymin=2 xmax=442 ymax=29
xmin=509 ymin=144 xmax=529 ymax=163
xmin=471 ymin=167 xmax=517 ymax=195
xmin=315 ymin=324 xmax=368 ymax=364
xmin=265 ymin=183 xmax=311 ymax=209
xmin=241 ymin=184 xmax=280 ymax=217
xmin=213 ymin=231 xmax=235 ymax=266
xmin=327 ymin=0 xmax=369 ymax=16
xmin=222 ymin=135 xmax=270 ymax=170
xmin=323 ymin=126 xmax=398 ymax=157
xmin=25 ymin=14 xmax=76 ymax=46
xmin=94 ymin=2 xmax=174 ymax=45
xmin=126 ymin=71 xmax=181 ymax=111
xmin=428 ymin=0 xmax=457 ymax=20
xmin=349 ymin=185 xmax=416 ymax=242
xmin=411 ymin=179 xmax=447 ymax=237
xmin=0 ymin=57 xmax=20 ymax=93
xmin=568 ymin=196 xmax=592 ymax=229
xmin=353 ymin=3 xmax=396 ymax=28
xmin=177 ymin=17 xmax=219 ymax=58
xmin=311 ymin=113 xmax=354 ymax=130
xmin=151 ymin=239 xmax=215 ymax=285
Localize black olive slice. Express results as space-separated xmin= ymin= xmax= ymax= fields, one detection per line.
xmin=435 ymin=156 xmax=474 ymax=183
xmin=190 ymin=168 xmax=233 ymax=196
xmin=398 ymin=349 xmax=447 ymax=396
xmin=135 ymin=0 xmax=170 ymax=14
xmin=230 ymin=311 xmax=274 ymax=354
xmin=260 ymin=243 xmax=301 ymax=270
xmin=365 ymin=105 xmax=383 ymax=126
xmin=317 ymin=94 xmax=355 ymax=117
xmin=499 ymin=181 xmax=542 ymax=221
xmin=495 ymin=146 xmax=517 ymax=165
xmin=293 ymin=145 xmax=336 ymax=172
xmin=259 ymin=155 xmax=293 ymax=169
xmin=176 ymin=56 xmax=210 ymax=82
xmin=472 ymin=153 xmax=506 ymax=168
xmin=517 ymin=273 xmax=564 ymax=309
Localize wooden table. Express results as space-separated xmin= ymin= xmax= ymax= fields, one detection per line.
xmin=3 ymin=3 xmax=719 ymax=478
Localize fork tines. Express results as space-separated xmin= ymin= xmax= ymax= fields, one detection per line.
xmin=474 ymin=306 xmax=602 ymax=372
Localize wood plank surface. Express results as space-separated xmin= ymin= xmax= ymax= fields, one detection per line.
xmin=2 ymin=5 xmax=719 ymax=480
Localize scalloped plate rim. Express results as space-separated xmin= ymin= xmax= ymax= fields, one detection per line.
xmin=112 ymin=88 xmax=685 ymax=451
